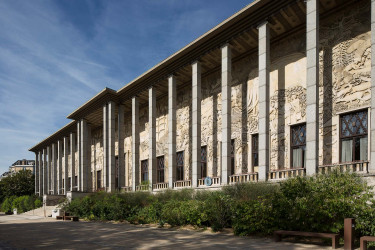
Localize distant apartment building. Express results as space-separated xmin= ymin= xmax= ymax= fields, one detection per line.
xmin=9 ymin=159 xmax=35 ymax=174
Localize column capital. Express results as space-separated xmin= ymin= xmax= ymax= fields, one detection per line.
xmin=257 ymin=21 xmax=268 ymax=29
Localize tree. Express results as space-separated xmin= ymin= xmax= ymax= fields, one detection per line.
xmin=0 ymin=170 xmax=35 ymax=203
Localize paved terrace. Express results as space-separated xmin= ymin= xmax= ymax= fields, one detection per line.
xmin=0 ymin=214 xmax=336 ymax=250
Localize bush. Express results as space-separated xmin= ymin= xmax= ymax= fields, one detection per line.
xmin=232 ymin=197 xmax=276 ymax=236
xmin=63 ymin=171 xmax=375 ymax=238
xmin=273 ymin=171 xmax=373 ymax=235
xmin=203 ymin=192 xmax=233 ymax=231
xmin=1 ymin=195 xmax=41 ymax=213
xmin=161 ymin=200 xmax=207 ymax=227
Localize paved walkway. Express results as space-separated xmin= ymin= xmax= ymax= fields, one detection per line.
xmin=0 ymin=214 xmax=335 ymax=249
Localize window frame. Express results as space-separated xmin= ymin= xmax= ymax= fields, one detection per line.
xmin=201 ymin=146 xmax=207 ymax=178
xmin=176 ymin=151 xmax=184 ymax=181
xmin=339 ymin=109 xmax=368 ymax=163
xmin=141 ymin=159 xmax=149 ymax=183
xmin=230 ymin=139 xmax=235 ymax=175
xmin=157 ymin=156 xmax=165 ymax=183
xmin=290 ymin=123 xmax=306 ymax=169
xmin=251 ymin=134 xmax=259 ymax=170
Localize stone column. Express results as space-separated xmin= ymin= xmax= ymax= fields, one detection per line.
xmin=221 ymin=44 xmax=232 ymax=185
xmin=38 ymin=151 xmax=43 ymax=196
xmin=192 ymin=61 xmax=201 ymax=187
xmin=57 ymin=140 xmax=63 ymax=195
xmin=149 ymin=87 xmax=156 ymax=189
xmin=63 ymin=136 xmax=69 ymax=194
xmin=118 ymin=104 xmax=125 ymax=188
xmin=306 ymin=0 xmax=319 ymax=175
xmin=103 ymin=104 xmax=108 ymax=189
xmin=80 ymin=119 xmax=89 ymax=192
xmin=47 ymin=146 xmax=51 ymax=194
xmin=35 ymin=152 xmax=39 ymax=195
xmin=51 ymin=143 xmax=57 ymax=194
xmin=108 ymin=101 xmax=116 ymax=192
xmin=258 ymin=22 xmax=270 ymax=181
xmin=76 ymin=122 xmax=81 ymax=191
xmin=132 ymin=97 xmax=140 ymax=189
xmin=168 ymin=75 xmax=176 ymax=187
xmin=371 ymin=0 xmax=375 ymax=172
xmin=43 ymin=148 xmax=47 ymax=195
xmin=70 ymin=132 xmax=76 ymax=191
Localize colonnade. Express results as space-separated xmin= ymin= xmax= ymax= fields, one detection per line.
xmin=34 ymin=0 xmax=375 ymax=196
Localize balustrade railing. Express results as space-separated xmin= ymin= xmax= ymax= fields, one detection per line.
xmin=135 ymin=185 xmax=149 ymax=191
xmin=319 ymin=161 xmax=369 ymax=174
xmin=198 ymin=177 xmax=221 ymax=186
xmin=173 ymin=180 xmax=191 ymax=188
xmin=121 ymin=186 xmax=132 ymax=192
xmin=268 ymin=168 xmax=305 ymax=180
xmin=153 ymin=182 xmax=169 ymax=190
xmin=229 ymin=173 xmax=258 ymax=184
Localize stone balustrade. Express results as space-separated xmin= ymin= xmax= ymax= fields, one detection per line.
xmin=318 ymin=161 xmax=369 ymax=174
xmin=173 ymin=180 xmax=191 ymax=188
xmin=135 ymin=185 xmax=149 ymax=191
xmin=198 ymin=177 xmax=221 ymax=186
xmin=153 ymin=183 xmax=169 ymax=190
xmin=229 ymin=173 xmax=259 ymax=184
xmin=121 ymin=186 xmax=132 ymax=192
xmin=268 ymin=168 xmax=306 ymax=180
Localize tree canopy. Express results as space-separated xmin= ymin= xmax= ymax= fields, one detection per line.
xmin=0 ymin=170 xmax=34 ymax=203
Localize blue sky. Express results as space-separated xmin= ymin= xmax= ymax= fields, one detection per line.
xmin=0 ymin=0 xmax=252 ymax=173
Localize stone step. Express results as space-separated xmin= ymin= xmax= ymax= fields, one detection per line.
xmin=22 ymin=205 xmax=58 ymax=217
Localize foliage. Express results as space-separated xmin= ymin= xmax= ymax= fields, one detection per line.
xmin=64 ymin=171 xmax=375 ymax=239
xmin=273 ymin=171 xmax=373 ymax=235
xmin=1 ymin=195 xmax=42 ymax=213
xmin=0 ymin=170 xmax=35 ymax=203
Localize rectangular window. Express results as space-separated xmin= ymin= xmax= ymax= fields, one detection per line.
xmin=141 ymin=160 xmax=148 ymax=182
xmin=68 ymin=177 xmax=71 ymax=191
xmin=201 ymin=146 xmax=207 ymax=178
xmin=252 ymin=134 xmax=259 ymax=169
xmin=74 ymin=176 xmax=78 ymax=187
xmin=231 ymin=139 xmax=235 ymax=175
xmin=157 ymin=156 xmax=165 ymax=183
xmin=115 ymin=156 xmax=119 ymax=188
xmin=97 ymin=170 xmax=102 ymax=189
xmin=340 ymin=110 xmax=368 ymax=163
xmin=291 ymin=123 xmax=306 ymax=168
xmin=176 ymin=151 xmax=184 ymax=181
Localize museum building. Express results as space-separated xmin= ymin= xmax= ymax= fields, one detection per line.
xmin=30 ymin=0 xmax=375 ymax=196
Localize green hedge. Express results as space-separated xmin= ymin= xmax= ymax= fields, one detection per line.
xmin=65 ymin=171 xmax=375 ymax=237
xmin=1 ymin=195 xmax=42 ymax=213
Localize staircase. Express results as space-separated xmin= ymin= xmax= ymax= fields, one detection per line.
xmin=22 ymin=205 xmax=58 ymax=217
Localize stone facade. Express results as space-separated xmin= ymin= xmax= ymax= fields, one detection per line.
xmin=31 ymin=0 xmax=375 ymax=196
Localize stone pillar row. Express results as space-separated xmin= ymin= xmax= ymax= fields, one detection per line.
xmin=36 ymin=0 xmax=343 ymax=195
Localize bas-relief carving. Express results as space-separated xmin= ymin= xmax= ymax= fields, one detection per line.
xmin=265 ymin=2 xmax=370 ymax=169
xmin=176 ymin=88 xmax=192 ymax=180
xmin=139 ymin=106 xmax=149 ymax=162
xmin=89 ymin=2 xmax=370 ymax=183
xmin=319 ymin=2 xmax=370 ymax=165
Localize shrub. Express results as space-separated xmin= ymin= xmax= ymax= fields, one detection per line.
xmin=232 ymin=197 xmax=276 ymax=236
xmin=203 ymin=192 xmax=233 ymax=231
xmin=1 ymin=195 xmax=41 ymax=213
xmin=223 ymin=182 xmax=279 ymax=201
xmin=161 ymin=200 xmax=207 ymax=227
xmin=273 ymin=171 xmax=374 ymax=235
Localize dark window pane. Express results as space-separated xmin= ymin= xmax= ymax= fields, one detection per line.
xmin=157 ymin=156 xmax=164 ymax=183
xmin=201 ymin=146 xmax=207 ymax=178
xmin=176 ymin=152 xmax=184 ymax=181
